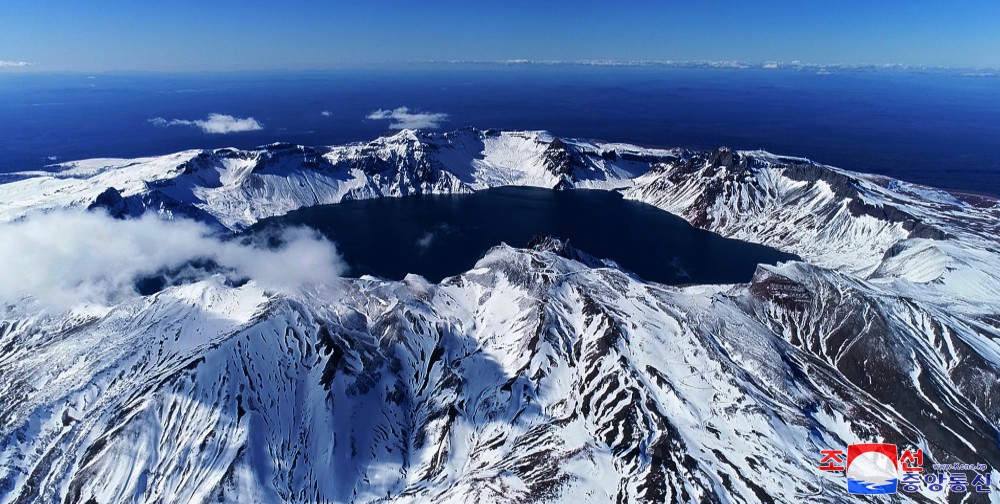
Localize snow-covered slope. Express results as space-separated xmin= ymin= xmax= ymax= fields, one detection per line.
xmin=2 ymin=241 xmax=997 ymax=503
xmin=0 ymin=128 xmax=668 ymax=231
xmin=1 ymin=130 xmax=999 ymax=503
xmin=622 ymin=147 xmax=1000 ymax=314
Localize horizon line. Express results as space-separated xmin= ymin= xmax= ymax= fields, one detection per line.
xmin=2 ymin=59 xmax=999 ymax=75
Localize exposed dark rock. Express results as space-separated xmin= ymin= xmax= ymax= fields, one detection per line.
xmin=87 ymin=187 xmax=129 ymax=218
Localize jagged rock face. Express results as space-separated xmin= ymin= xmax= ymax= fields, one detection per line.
xmin=89 ymin=186 xmax=221 ymax=225
xmin=0 ymin=129 xmax=666 ymax=231
xmin=625 ymin=148 xmax=998 ymax=277
xmin=1 ymin=129 xmax=999 ymax=503
xmin=2 ymin=244 xmax=997 ymax=503
xmin=742 ymin=264 xmax=1000 ymax=465
xmin=525 ymin=235 xmax=624 ymax=271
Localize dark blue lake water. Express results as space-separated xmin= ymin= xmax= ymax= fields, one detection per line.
xmin=247 ymin=187 xmax=799 ymax=284
xmin=1 ymin=65 xmax=998 ymax=195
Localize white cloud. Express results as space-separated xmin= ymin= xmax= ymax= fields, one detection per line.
xmin=321 ymin=110 xmax=332 ymax=117
xmin=0 ymin=60 xmax=32 ymax=68
xmin=0 ymin=210 xmax=344 ymax=311
xmin=416 ymin=231 xmax=435 ymax=250
xmin=415 ymin=224 xmax=453 ymax=253
xmin=366 ymin=107 xmax=448 ymax=130
xmin=149 ymin=113 xmax=264 ymax=134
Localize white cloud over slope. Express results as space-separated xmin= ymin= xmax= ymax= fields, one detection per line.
xmin=0 ymin=211 xmax=344 ymax=310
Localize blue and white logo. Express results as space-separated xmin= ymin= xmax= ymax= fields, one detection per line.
xmin=847 ymin=444 xmax=898 ymax=495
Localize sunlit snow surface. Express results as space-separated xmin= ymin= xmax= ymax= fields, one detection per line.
xmin=0 ymin=129 xmax=999 ymax=503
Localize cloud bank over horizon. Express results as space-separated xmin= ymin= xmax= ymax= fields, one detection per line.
xmin=367 ymin=107 xmax=449 ymax=130
xmin=150 ymin=113 xmax=264 ymax=134
xmin=0 ymin=211 xmax=345 ymax=311
xmin=0 ymin=60 xmax=32 ymax=68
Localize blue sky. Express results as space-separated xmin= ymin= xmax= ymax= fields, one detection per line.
xmin=2 ymin=0 xmax=999 ymax=71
